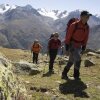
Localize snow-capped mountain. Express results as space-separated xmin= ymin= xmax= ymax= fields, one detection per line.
xmin=0 ymin=4 xmax=17 ymax=14
xmin=37 ymin=8 xmax=68 ymax=20
xmin=0 ymin=4 xmax=100 ymax=50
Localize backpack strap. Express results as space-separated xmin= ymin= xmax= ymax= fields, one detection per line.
xmin=72 ymin=22 xmax=89 ymax=35
xmin=71 ymin=22 xmax=89 ymax=43
xmin=72 ymin=22 xmax=78 ymax=35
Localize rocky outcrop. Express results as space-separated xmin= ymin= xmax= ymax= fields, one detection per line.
xmin=13 ymin=60 xmax=41 ymax=75
xmin=85 ymin=49 xmax=96 ymax=54
xmin=84 ymin=59 xmax=95 ymax=67
xmin=0 ymin=52 xmax=28 ymax=99
xmin=87 ymin=52 xmax=100 ymax=57
xmin=96 ymin=49 xmax=100 ymax=54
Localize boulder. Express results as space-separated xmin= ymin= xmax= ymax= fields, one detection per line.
xmin=0 ymin=53 xmax=28 ymax=99
xmin=86 ymin=52 xmax=100 ymax=58
xmin=13 ymin=60 xmax=41 ymax=75
xmin=84 ymin=59 xmax=95 ymax=67
xmin=96 ymin=49 xmax=100 ymax=54
xmin=85 ymin=49 xmax=96 ymax=53
xmin=29 ymin=67 xmax=40 ymax=75
xmin=87 ymin=52 xmax=98 ymax=56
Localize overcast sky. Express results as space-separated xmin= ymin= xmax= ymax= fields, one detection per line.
xmin=0 ymin=0 xmax=100 ymax=15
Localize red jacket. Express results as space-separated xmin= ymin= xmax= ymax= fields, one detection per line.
xmin=65 ymin=20 xmax=89 ymax=48
xmin=48 ymin=38 xmax=61 ymax=49
xmin=31 ymin=43 xmax=41 ymax=53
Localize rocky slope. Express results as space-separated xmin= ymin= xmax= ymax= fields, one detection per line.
xmin=0 ymin=47 xmax=100 ymax=99
xmin=0 ymin=52 xmax=28 ymax=99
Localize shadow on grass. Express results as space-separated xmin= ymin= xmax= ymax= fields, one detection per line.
xmin=59 ymin=79 xmax=89 ymax=98
xmin=42 ymin=70 xmax=56 ymax=77
xmin=42 ymin=71 xmax=52 ymax=77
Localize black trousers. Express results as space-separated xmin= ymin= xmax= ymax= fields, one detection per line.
xmin=49 ymin=49 xmax=58 ymax=71
xmin=32 ymin=52 xmax=39 ymax=64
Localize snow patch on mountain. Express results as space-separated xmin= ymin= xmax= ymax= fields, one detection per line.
xmin=37 ymin=8 xmax=68 ymax=20
xmin=0 ymin=4 xmax=17 ymax=14
xmin=0 ymin=4 xmax=100 ymax=27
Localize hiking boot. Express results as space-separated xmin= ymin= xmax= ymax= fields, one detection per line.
xmin=61 ymin=75 xmax=68 ymax=80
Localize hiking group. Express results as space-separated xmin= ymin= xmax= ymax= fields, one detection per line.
xmin=31 ymin=10 xmax=92 ymax=80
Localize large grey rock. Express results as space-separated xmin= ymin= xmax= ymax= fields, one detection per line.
xmin=85 ymin=49 xmax=96 ymax=53
xmin=86 ymin=52 xmax=100 ymax=58
xmin=96 ymin=49 xmax=100 ymax=54
xmin=0 ymin=53 xmax=9 ymax=68
xmin=13 ymin=60 xmax=41 ymax=75
xmin=29 ymin=67 xmax=40 ymax=75
xmin=84 ymin=59 xmax=95 ymax=67
xmin=0 ymin=53 xmax=28 ymax=99
xmin=0 ymin=58 xmax=8 ymax=67
xmin=87 ymin=52 xmax=98 ymax=56
xmin=0 ymin=87 xmax=6 ymax=100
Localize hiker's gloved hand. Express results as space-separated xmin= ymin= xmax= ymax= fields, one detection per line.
xmin=65 ymin=44 xmax=69 ymax=51
xmin=81 ymin=46 xmax=86 ymax=55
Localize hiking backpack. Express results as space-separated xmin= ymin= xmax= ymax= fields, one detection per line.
xmin=32 ymin=43 xmax=41 ymax=53
xmin=65 ymin=18 xmax=89 ymax=43
xmin=66 ymin=18 xmax=78 ymax=32
xmin=66 ymin=17 xmax=89 ymax=34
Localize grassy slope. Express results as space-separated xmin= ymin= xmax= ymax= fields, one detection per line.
xmin=0 ymin=47 xmax=100 ymax=100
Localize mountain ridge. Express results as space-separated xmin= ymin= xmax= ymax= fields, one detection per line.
xmin=0 ymin=4 xmax=100 ymax=50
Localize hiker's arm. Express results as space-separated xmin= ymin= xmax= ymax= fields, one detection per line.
xmin=82 ymin=28 xmax=89 ymax=51
xmin=65 ymin=24 xmax=75 ymax=50
xmin=47 ymin=40 xmax=51 ymax=52
xmin=65 ymin=24 xmax=75 ymax=44
xmin=48 ymin=40 xmax=50 ymax=50
xmin=65 ymin=44 xmax=69 ymax=51
xmin=81 ymin=28 xmax=89 ymax=54
xmin=58 ymin=40 xmax=61 ymax=48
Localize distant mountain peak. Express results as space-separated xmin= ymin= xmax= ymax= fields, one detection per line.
xmin=37 ymin=8 xmax=68 ymax=20
xmin=24 ymin=4 xmax=33 ymax=10
xmin=0 ymin=4 xmax=17 ymax=14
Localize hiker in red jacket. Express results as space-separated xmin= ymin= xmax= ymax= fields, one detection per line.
xmin=48 ymin=32 xmax=61 ymax=73
xmin=62 ymin=11 xmax=92 ymax=80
